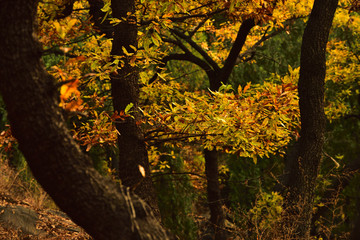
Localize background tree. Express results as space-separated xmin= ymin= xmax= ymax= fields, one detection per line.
xmin=110 ymin=0 xmax=160 ymax=217
xmin=280 ymin=0 xmax=339 ymax=238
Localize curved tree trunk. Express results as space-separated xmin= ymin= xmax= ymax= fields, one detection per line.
xmin=110 ymin=0 xmax=160 ymax=218
xmin=0 ymin=1 xmax=167 ymax=239
xmin=281 ymin=0 xmax=338 ymax=238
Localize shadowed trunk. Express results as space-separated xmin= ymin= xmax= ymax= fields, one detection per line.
xmin=204 ymin=150 xmax=226 ymax=239
xmin=110 ymin=0 xmax=160 ymax=218
xmin=0 ymin=0 xmax=168 ymax=239
xmin=280 ymin=0 xmax=338 ymax=238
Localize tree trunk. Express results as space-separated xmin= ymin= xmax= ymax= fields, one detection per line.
xmin=110 ymin=0 xmax=160 ymax=218
xmin=204 ymin=21 xmax=255 ymax=239
xmin=203 ymin=71 xmax=226 ymax=239
xmin=281 ymin=0 xmax=338 ymax=238
xmin=0 ymin=1 xmax=168 ymax=239
xmin=204 ymin=150 xmax=226 ymax=239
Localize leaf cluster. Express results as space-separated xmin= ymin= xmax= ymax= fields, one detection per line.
xmin=141 ymin=73 xmax=299 ymax=162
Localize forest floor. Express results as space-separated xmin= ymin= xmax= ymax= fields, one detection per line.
xmin=0 ymin=156 xmax=91 ymax=239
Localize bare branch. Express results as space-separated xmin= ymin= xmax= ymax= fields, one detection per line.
xmin=171 ymin=28 xmax=220 ymax=71
xmin=152 ymin=171 xmax=206 ymax=179
xmin=237 ymin=17 xmax=307 ymax=63
xmin=219 ymin=18 xmax=255 ymax=85
xmin=140 ymin=8 xmax=226 ymax=26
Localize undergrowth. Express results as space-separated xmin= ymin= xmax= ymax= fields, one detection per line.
xmin=0 ymin=154 xmax=55 ymax=210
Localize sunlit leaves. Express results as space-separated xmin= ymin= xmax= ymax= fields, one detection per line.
xmin=38 ymin=0 xmax=90 ymax=46
xmin=53 ymin=18 xmax=78 ymax=39
xmin=141 ymin=73 xmax=300 ymax=161
xmin=249 ymin=191 xmax=283 ymax=231
xmin=325 ymin=6 xmax=360 ymax=120
xmin=29 ymin=0 xmax=359 ymax=165
xmin=72 ymin=111 xmax=118 ymax=152
xmin=36 ymin=1 xmax=118 ymax=151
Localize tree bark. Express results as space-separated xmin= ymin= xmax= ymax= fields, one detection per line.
xmin=281 ymin=0 xmax=338 ymax=238
xmin=204 ymin=150 xmax=226 ymax=239
xmin=0 ymin=0 xmax=168 ymax=239
xmin=110 ymin=0 xmax=160 ymax=218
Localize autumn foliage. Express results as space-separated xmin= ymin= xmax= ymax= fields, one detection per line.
xmin=1 ymin=0 xmax=360 ymax=239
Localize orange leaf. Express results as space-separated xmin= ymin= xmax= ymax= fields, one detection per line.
xmin=243 ymin=82 xmax=251 ymax=93
xmin=60 ymin=79 xmax=80 ymax=101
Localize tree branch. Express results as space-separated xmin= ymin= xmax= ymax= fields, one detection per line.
xmin=171 ymin=28 xmax=221 ymax=71
xmin=140 ymin=8 xmax=226 ymax=26
xmin=188 ymin=18 xmax=209 ymax=38
xmin=149 ymin=37 xmax=212 ymax=83
xmin=237 ymin=17 xmax=305 ymax=63
xmin=152 ymin=171 xmax=206 ymax=179
xmin=219 ymin=18 xmax=255 ymax=84
xmin=151 ymin=53 xmax=212 ymax=82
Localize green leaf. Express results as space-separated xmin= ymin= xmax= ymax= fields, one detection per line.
xmin=125 ymin=103 xmax=134 ymax=114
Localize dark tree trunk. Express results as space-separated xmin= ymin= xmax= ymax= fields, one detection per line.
xmin=204 ymin=150 xmax=226 ymax=239
xmin=110 ymin=0 xmax=160 ymax=218
xmin=281 ymin=0 xmax=338 ymax=238
xmin=204 ymin=73 xmax=227 ymax=240
xmin=0 ymin=1 xmax=168 ymax=239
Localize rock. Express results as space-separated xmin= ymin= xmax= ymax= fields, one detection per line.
xmin=0 ymin=205 xmax=42 ymax=235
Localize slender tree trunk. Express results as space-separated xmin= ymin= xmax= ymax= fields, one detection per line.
xmin=204 ymin=20 xmax=255 ymax=240
xmin=0 ymin=1 xmax=168 ymax=239
xmin=203 ymin=71 xmax=226 ymax=240
xmin=110 ymin=0 xmax=160 ymax=218
xmin=280 ymin=0 xmax=338 ymax=238
xmin=86 ymin=0 xmax=159 ymax=216
xmin=204 ymin=150 xmax=226 ymax=239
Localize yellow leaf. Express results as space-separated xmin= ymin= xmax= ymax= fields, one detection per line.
xmin=53 ymin=21 xmax=61 ymax=34
xmin=252 ymin=155 xmax=257 ymax=164
xmin=66 ymin=18 xmax=77 ymax=33
xmin=238 ymin=84 xmax=242 ymax=94
xmin=138 ymin=165 xmax=146 ymax=177
xmin=261 ymin=118 xmax=269 ymax=127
